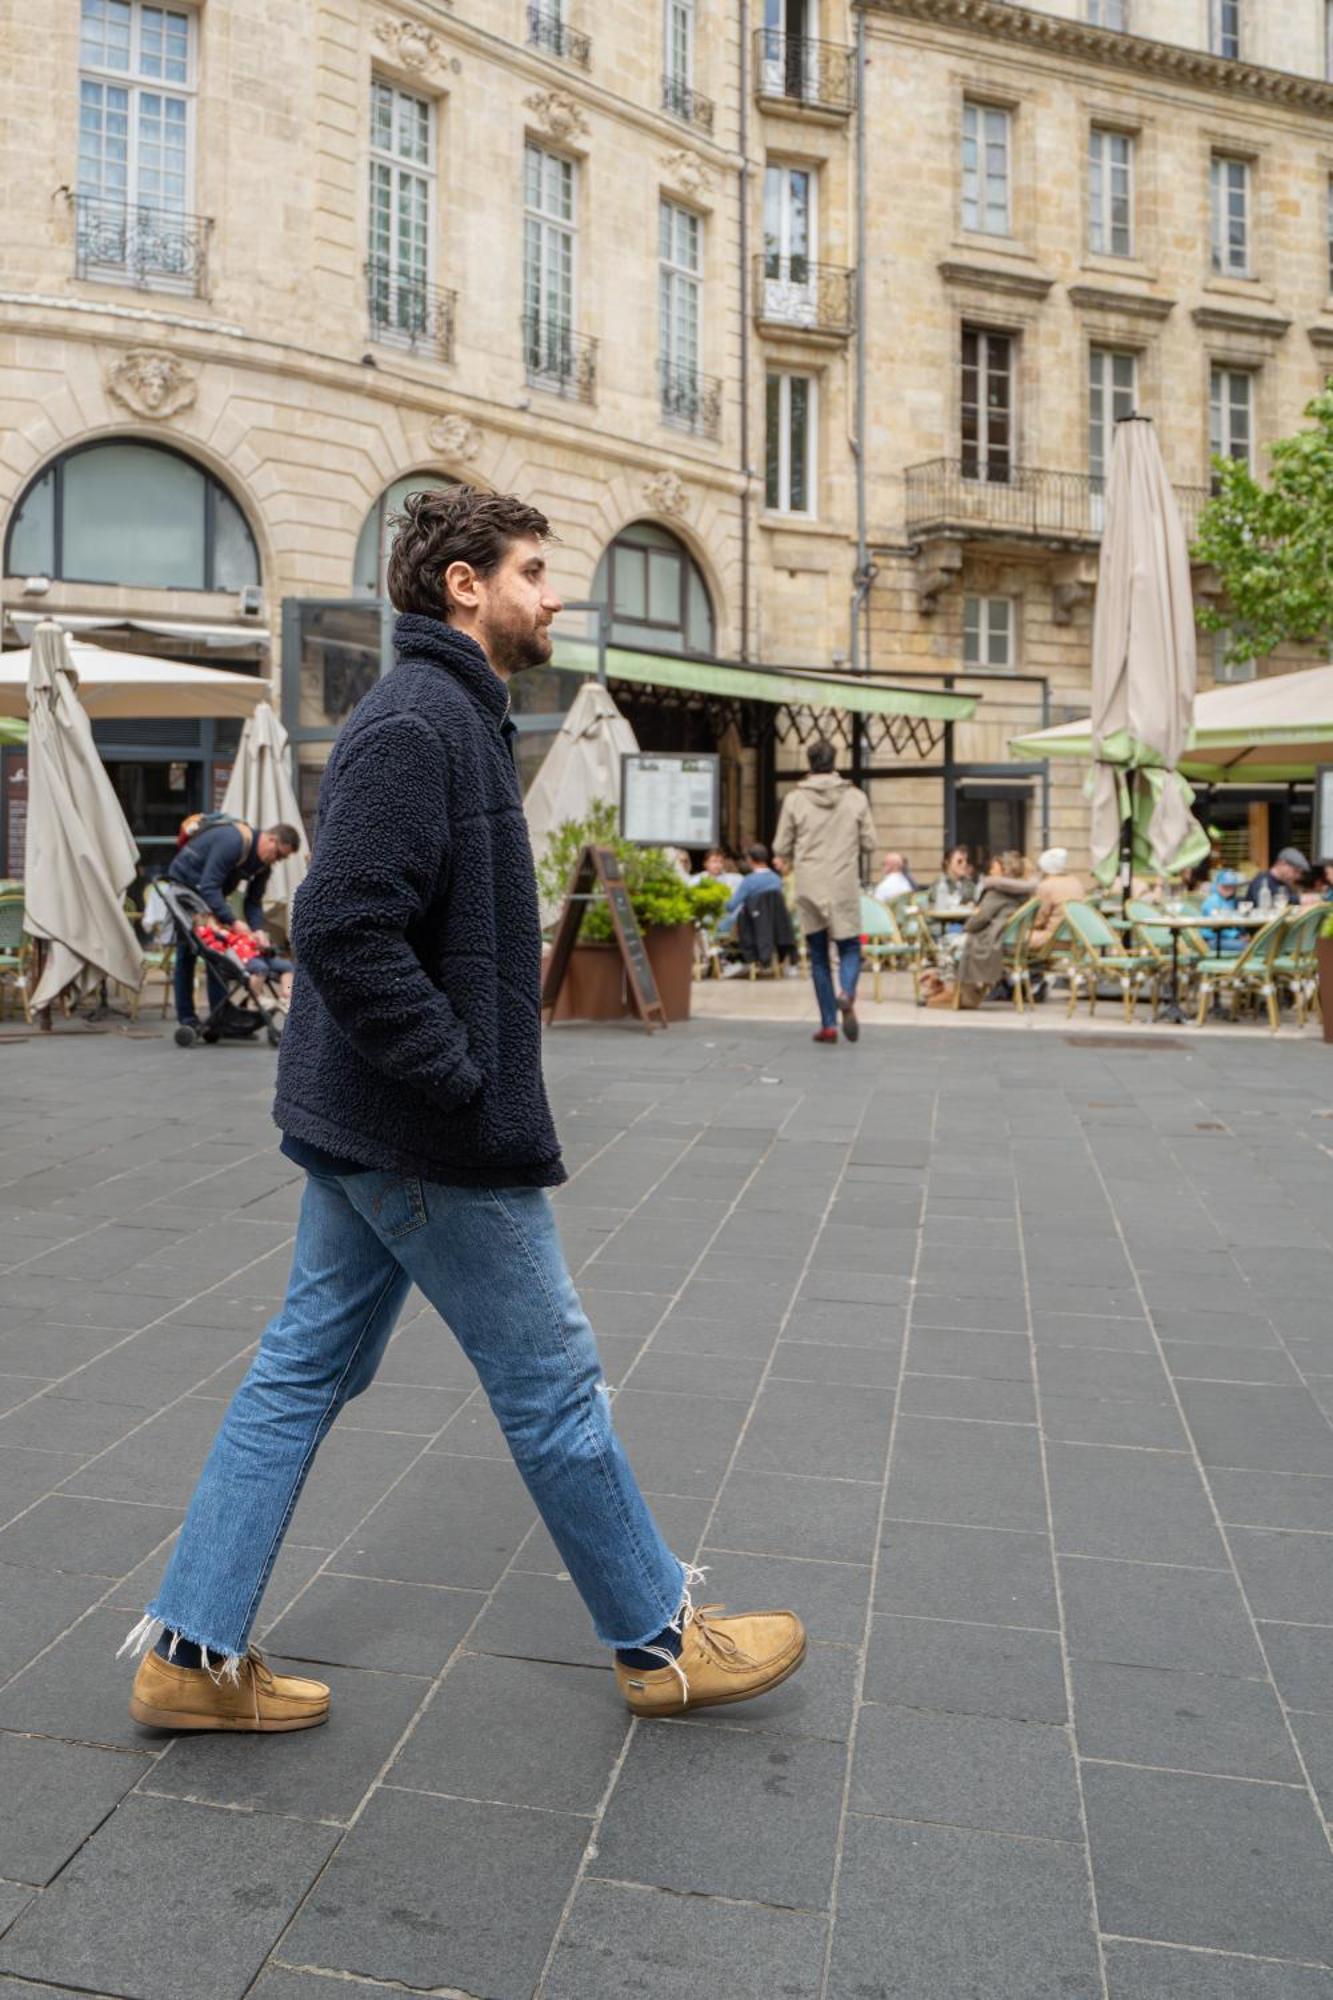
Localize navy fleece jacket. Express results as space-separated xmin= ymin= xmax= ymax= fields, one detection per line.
xmin=273 ymin=614 xmax=565 ymax=1187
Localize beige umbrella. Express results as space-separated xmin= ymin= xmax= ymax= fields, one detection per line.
xmin=1089 ymin=415 xmax=1208 ymax=886
xmin=0 ymin=642 xmax=266 ymax=720
xmin=220 ymin=700 xmax=308 ymax=924
xmin=24 ymin=622 xmax=143 ymax=1011
xmin=525 ymin=681 xmax=639 ymax=918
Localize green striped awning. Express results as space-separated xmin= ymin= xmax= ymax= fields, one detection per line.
xmin=550 ymin=637 xmax=977 ymax=724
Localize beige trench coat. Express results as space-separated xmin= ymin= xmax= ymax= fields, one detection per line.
xmin=774 ymin=773 xmax=876 ymax=939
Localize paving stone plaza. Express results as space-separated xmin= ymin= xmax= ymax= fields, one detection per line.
xmin=0 ymin=1016 xmax=1330 ymax=1999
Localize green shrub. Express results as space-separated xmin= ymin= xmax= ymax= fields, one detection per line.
xmin=534 ymin=805 xmax=706 ymax=940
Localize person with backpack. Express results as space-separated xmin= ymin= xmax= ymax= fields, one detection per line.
xmin=167 ymin=817 xmax=299 ymax=1029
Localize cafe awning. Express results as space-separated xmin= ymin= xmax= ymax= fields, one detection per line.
xmin=552 ymin=635 xmax=976 ymax=724
xmin=1010 ymin=663 xmax=1333 ymax=783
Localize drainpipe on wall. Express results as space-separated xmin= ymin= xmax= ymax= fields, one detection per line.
xmin=739 ymin=0 xmax=752 ymax=661
xmin=849 ymin=6 xmax=873 ymax=789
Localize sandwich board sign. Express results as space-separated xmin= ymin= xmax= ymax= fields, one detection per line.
xmin=540 ymin=844 xmax=667 ymax=1033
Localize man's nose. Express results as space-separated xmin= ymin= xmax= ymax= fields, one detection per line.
xmin=543 ymin=588 xmax=564 ymax=616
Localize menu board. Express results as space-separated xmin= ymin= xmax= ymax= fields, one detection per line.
xmin=1 ymin=749 xmax=27 ymax=880
xmin=540 ymin=844 xmax=667 ymax=1033
xmin=621 ymin=753 xmax=720 ymax=848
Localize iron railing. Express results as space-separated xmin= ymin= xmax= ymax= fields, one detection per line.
xmin=522 ymin=314 xmax=597 ymax=401
xmin=75 ymin=194 xmax=211 ymax=293
xmin=365 ymin=260 xmax=456 ymax=360
xmin=526 ymin=4 xmax=590 ymax=68
xmin=753 ymin=30 xmax=855 ymax=115
xmin=661 ymin=73 xmax=715 ymax=132
xmin=660 ymin=362 xmax=722 ymax=439
xmin=904 ymin=458 xmax=1212 ymax=545
xmin=753 ymin=254 xmax=855 ymax=338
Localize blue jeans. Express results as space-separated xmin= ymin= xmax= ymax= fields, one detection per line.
xmin=172 ymin=938 xmax=226 ymax=1025
xmin=136 ymin=1168 xmax=685 ymax=1661
xmin=807 ymin=930 xmax=862 ymax=1030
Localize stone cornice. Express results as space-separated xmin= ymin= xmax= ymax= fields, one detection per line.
xmin=858 ymin=0 xmax=1333 ymax=117
xmin=1191 ymin=303 xmax=1292 ymax=338
xmin=938 ymin=257 xmax=1054 ymax=299
xmin=1306 ymin=322 xmax=1333 ymax=350
xmin=1068 ymin=284 xmax=1175 ymax=321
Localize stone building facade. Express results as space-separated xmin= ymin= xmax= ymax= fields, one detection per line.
xmin=1 ymin=0 xmax=1330 ymax=871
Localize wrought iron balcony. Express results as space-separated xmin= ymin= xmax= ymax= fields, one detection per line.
xmin=74 ymin=194 xmax=211 ymax=294
xmin=904 ymin=458 xmax=1212 ymax=546
xmin=522 ymin=314 xmax=597 ymax=402
xmin=660 ymin=362 xmax=722 ymax=440
xmin=365 ymin=260 xmax=456 ymax=361
xmin=753 ymin=30 xmax=855 ymax=116
xmin=661 ymin=74 xmax=715 ymax=133
xmin=526 ymin=4 xmax=590 ymax=68
xmin=753 ymin=254 xmax=854 ymax=339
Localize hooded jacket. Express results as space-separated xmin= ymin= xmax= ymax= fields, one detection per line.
xmin=273 ymin=613 xmax=565 ymax=1187
xmin=773 ymin=772 xmax=876 ymax=939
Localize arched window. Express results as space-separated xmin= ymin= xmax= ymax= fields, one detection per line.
xmin=592 ymin=521 xmax=714 ymax=655
xmin=353 ymin=473 xmax=457 ymax=597
xmin=4 ymin=440 xmax=260 ymax=590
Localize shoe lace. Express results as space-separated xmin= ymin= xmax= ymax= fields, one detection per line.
xmin=634 ymin=1565 xmax=755 ymax=1708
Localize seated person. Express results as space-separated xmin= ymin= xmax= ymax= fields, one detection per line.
xmin=1199 ymin=869 xmax=1244 ymax=955
xmin=1029 ymin=847 xmax=1085 ymax=950
xmin=929 ymin=844 xmax=980 ymax=907
xmin=927 ymin=853 xmax=1036 ymax=1009
xmin=718 ymin=842 xmax=784 ymax=943
xmin=874 ymin=851 xmax=915 ymax=903
xmin=1247 ymin=846 xmax=1308 ymax=908
xmin=193 ymin=916 xmax=294 ymax=1010
xmin=1316 ymin=859 xmax=1333 ymax=903
xmin=691 ymin=847 xmax=743 ymax=892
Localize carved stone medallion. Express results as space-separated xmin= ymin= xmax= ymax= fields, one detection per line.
xmin=426 ymin=413 xmax=481 ymax=460
xmin=374 ymin=17 xmax=450 ymax=74
xmin=105 ymin=348 xmax=197 ymax=420
xmin=643 ymin=470 xmax=688 ymax=518
xmin=524 ymin=90 xmax=589 ymax=143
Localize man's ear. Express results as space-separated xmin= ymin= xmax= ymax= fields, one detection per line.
xmin=443 ymin=558 xmax=480 ymax=616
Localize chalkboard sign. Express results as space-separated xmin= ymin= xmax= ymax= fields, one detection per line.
xmin=540 ymin=844 xmax=667 ymax=1033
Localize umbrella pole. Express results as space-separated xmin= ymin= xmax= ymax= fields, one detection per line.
xmin=1120 ymin=770 xmax=1134 ymax=916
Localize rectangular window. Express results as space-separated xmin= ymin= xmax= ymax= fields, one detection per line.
xmin=1210 ymin=366 xmax=1253 ymax=477
xmin=660 ymin=198 xmax=702 ymax=426
xmin=666 ymin=0 xmax=693 ymax=88
xmin=765 ymin=372 xmax=814 ymax=514
xmin=367 ymin=79 xmax=434 ymax=343
xmin=1085 ymin=0 xmax=1127 ymax=23
xmin=523 ymin=140 xmax=576 ymax=383
xmin=1088 ymin=128 xmax=1133 ymax=257
xmin=963 ymin=595 xmax=1015 ymax=672
xmin=1089 ymin=347 xmax=1137 ymax=529
xmin=761 ymin=162 xmax=819 ymax=326
xmin=1210 ymin=0 xmax=1240 ymax=57
xmin=961 ymin=101 xmax=1011 ymax=235
xmin=961 ymin=327 xmax=1012 ymax=485
xmin=77 ymin=0 xmax=196 ymax=285
xmin=1210 ymin=156 xmax=1250 ymax=276
xmin=1213 ymin=631 xmax=1256 ymax=684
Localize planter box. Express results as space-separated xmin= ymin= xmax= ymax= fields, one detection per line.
xmin=644 ymin=921 xmax=695 ymax=1023
xmin=548 ymin=942 xmax=628 ymax=1023
xmin=1318 ymin=936 xmax=1333 ymax=1043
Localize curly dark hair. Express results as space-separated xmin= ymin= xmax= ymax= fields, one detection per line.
xmin=385 ymin=486 xmax=552 ymax=619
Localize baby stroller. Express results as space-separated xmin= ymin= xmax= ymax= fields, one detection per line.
xmin=156 ymin=882 xmax=288 ymax=1050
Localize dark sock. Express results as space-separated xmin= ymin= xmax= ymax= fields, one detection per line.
xmin=616 ymin=1621 xmax=684 ymax=1672
xmin=154 ymin=1630 xmax=205 ymax=1670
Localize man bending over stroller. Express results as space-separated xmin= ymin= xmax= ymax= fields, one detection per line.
xmin=168 ymin=820 xmax=299 ymax=1031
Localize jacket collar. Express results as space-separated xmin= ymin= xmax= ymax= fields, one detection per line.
xmin=393 ymin=613 xmax=511 ymax=728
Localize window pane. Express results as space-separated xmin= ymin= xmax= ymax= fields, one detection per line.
xmin=648 ymin=549 xmax=680 ymax=624
xmin=63 ymin=444 xmax=206 ymax=586
xmin=788 ymin=376 xmax=809 ymax=511
xmin=963 ymin=595 xmax=980 ymax=666
xmin=614 ymin=546 xmax=647 ymax=619
xmin=4 ymin=466 xmax=56 ymax=577
xmin=686 ymin=566 xmax=713 ymax=652
xmin=988 ymin=603 xmax=1011 ymax=667
xmin=765 ymin=374 xmax=782 ymax=509
xmin=81 ymin=0 xmax=132 ymax=71
xmin=213 ymin=485 xmax=260 ymax=590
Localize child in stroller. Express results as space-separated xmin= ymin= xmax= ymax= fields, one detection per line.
xmin=156 ymin=882 xmax=290 ymax=1049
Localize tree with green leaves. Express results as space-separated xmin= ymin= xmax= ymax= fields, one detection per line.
xmin=1192 ymin=385 xmax=1333 ymax=669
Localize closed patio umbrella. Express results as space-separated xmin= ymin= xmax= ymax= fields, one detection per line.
xmin=220 ymin=700 xmax=308 ymax=926
xmin=24 ymin=622 xmax=143 ymax=1012
xmin=525 ymin=681 xmax=639 ymax=917
xmin=1089 ymin=415 xmax=1208 ymax=887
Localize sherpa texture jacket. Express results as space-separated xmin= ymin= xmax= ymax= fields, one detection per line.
xmin=273 ymin=613 xmax=566 ymax=1187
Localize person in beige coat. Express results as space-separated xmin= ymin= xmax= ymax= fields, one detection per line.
xmin=774 ymin=740 xmax=876 ymax=1044
xmin=1029 ymin=846 xmax=1086 ymax=951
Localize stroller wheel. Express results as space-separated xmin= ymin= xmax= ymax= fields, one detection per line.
xmin=201 ymin=1026 xmax=221 ymax=1044
xmin=174 ymin=1024 xmax=198 ymax=1048
xmin=265 ymin=1022 xmax=282 ymax=1048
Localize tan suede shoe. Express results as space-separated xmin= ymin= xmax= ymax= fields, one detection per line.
xmin=615 ymin=1602 xmax=806 ymax=1718
xmin=129 ymin=1647 xmax=330 ymax=1733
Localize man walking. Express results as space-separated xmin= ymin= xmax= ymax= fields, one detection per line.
xmin=775 ymin=741 xmax=875 ymax=1044
xmin=122 ymin=487 xmax=804 ymax=1730
xmin=168 ymin=819 xmax=299 ymax=1029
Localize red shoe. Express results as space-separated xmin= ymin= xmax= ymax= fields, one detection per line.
xmin=812 ymin=1027 xmax=839 ymax=1044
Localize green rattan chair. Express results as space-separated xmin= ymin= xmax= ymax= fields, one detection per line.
xmin=1061 ymin=900 xmax=1162 ymax=1021
xmin=1193 ymin=911 xmax=1292 ymax=1030
xmin=1270 ymin=905 xmax=1325 ymax=1027
xmin=0 ymin=894 xmax=30 ymax=1022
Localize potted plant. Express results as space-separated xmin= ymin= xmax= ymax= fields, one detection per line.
xmin=535 ymin=803 xmax=719 ymax=1023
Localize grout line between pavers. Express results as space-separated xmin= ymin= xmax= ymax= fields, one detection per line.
xmin=1077 ymin=1109 xmax=1333 ymax=1871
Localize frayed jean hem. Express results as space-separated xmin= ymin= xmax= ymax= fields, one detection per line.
xmin=594 ymin=1556 xmax=690 ymax=1652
